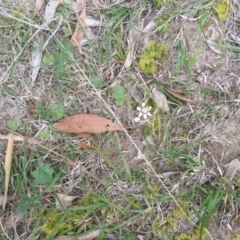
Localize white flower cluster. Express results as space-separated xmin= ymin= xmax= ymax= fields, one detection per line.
xmin=134 ymin=102 xmax=152 ymax=125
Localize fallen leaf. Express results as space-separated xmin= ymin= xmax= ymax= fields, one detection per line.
xmin=224 ymin=158 xmax=240 ymax=181
xmin=151 ymin=87 xmax=170 ymax=114
xmin=166 ymin=88 xmax=193 ymax=103
xmin=206 ymin=40 xmax=236 ymax=58
xmin=30 ymin=34 xmax=44 ymax=83
xmin=71 ymin=7 xmax=86 ymax=46
xmin=3 ymin=133 xmax=14 ymax=211
xmin=53 ymin=114 xmax=124 ymax=134
xmin=126 ymin=82 xmax=143 ymax=103
xmin=55 ymin=230 xmax=100 ymax=240
xmin=56 ymin=193 xmax=78 ymax=209
xmin=124 ymin=27 xmax=141 ymax=68
xmin=33 ymin=0 xmax=45 ymax=17
xmin=43 ymin=0 xmax=60 ymax=23
xmin=142 ymin=20 xmax=155 ymax=33
xmin=4 ymin=213 xmax=24 ymax=229
xmin=78 ymin=142 xmax=117 ymax=156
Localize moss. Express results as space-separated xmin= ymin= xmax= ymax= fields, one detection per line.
xmin=213 ymin=0 xmax=230 ymax=21
xmin=142 ymin=183 xmax=160 ymax=198
xmin=175 ymin=233 xmax=194 ymax=240
xmin=172 ymin=202 xmax=189 ymax=219
xmin=233 ymin=233 xmax=240 ymax=240
xmin=138 ymin=40 xmax=168 ymax=74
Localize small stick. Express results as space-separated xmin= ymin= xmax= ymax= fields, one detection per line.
xmin=3 ymin=133 xmax=14 ymax=211
xmin=1 ymin=128 xmax=102 ymax=183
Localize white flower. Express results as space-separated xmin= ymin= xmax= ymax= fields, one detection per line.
xmin=134 ymin=102 xmax=152 ymax=124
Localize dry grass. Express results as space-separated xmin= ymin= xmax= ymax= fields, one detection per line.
xmin=1 ymin=0 xmax=240 ymax=239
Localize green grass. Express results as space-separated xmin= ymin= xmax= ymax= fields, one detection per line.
xmin=1 ymin=0 xmax=240 ymax=239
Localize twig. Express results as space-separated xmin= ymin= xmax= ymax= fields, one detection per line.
xmin=3 ymin=133 xmax=14 ymax=211
xmin=1 ymin=128 xmax=102 ymax=183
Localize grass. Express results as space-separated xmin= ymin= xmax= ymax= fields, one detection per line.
xmin=1 ymin=0 xmax=240 ymax=239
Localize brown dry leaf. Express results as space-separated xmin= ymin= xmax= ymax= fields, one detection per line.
xmin=70 ymin=7 xmax=86 ymax=46
xmin=3 ymin=133 xmax=14 ymax=211
xmin=43 ymin=0 xmax=60 ymax=23
xmin=33 ymin=0 xmax=45 ymax=17
xmin=55 ymin=230 xmax=100 ymax=240
xmin=56 ymin=193 xmax=78 ymax=209
xmin=4 ymin=212 xmax=24 ymax=229
xmin=166 ymin=88 xmax=194 ymax=103
xmin=53 ymin=114 xmax=124 ymax=134
xmin=224 ymin=158 xmax=240 ymax=181
xmin=78 ymin=142 xmax=117 ymax=156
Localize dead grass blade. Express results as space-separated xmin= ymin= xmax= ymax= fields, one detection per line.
xmin=30 ymin=34 xmax=44 ymax=83
xmin=78 ymin=142 xmax=117 ymax=156
xmin=3 ymin=133 xmax=14 ymax=211
xmin=0 ymin=134 xmax=24 ymax=142
xmin=166 ymin=88 xmax=194 ymax=103
xmin=224 ymin=158 xmax=240 ymax=181
xmin=70 ymin=6 xmax=86 ymax=46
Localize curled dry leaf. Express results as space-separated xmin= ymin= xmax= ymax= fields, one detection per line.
xmin=55 ymin=230 xmax=100 ymax=240
xmin=151 ymin=87 xmax=170 ymax=114
xmin=224 ymin=158 xmax=240 ymax=181
xmin=56 ymin=193 xmax=78 ymax=209
xmin=4 ymin=213 xmax=24 ymax=229
xmin=43 ymin=0 xmax=60 ymax=23
xmin=53 ymin=114 xmax=124 ymax=134
xmin=71 ymin=7 xmax=86 ymax=46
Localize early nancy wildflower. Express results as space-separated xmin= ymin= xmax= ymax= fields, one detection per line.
xmin=134 ymin=102 xmax=152 ymax=124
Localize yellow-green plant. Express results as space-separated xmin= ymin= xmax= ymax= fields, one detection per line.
xmin=138 ymin=40 xmax=168 ymax=74
xmin=213 ymin=0 xmax=230 ymax=21
xmin=144 ymin=98 xmax=161 ymax=135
